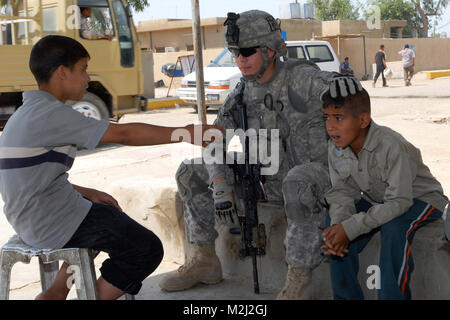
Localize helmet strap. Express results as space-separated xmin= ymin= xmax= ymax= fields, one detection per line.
xmin=242 ymin=46 xmax=276 ymax=81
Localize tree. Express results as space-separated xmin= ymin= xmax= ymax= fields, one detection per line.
xmin=126 ymin=0 xmax=149 ymax=12
xmin=411 ymin=0 xmax=450 ymax=37
xmin=363 ymin=0 xmax=421 ymax=37
xmin=312 ymin=0 xmax=360 ymax=20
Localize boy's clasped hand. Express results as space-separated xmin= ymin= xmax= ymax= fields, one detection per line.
xmin=321 ymin=224 xmax=349 ymax=257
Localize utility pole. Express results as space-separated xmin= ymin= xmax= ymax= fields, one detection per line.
xmin=190 ymin=0 xmax=207 ymax=125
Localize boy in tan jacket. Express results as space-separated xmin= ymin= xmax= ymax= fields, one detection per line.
xmin=321 ymin=88 xmax=448 ymax=299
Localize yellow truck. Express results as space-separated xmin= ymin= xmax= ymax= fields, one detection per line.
xmin=0 ymin=0 xmax=144 ymax=124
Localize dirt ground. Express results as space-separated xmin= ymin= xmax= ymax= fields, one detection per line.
xmin=0 ymin=74 xmax=449 ymax=300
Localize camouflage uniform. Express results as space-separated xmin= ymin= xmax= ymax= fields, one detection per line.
xmin=177 ymin=58 xmax=334 ymax=269
xmin=174 ymin=11 xmax=362 ymax=276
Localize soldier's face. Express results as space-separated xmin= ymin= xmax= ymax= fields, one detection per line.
xmin=235 ymin=48 xmax=275 ymax=77
xmin=235 ymin=47 xmax=263 ymax=76
xmin=323 ymin=104 xmax=369 ymax=154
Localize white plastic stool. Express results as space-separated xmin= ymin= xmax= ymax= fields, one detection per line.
xmin=0 ymin=235 xmax=135 ymax=300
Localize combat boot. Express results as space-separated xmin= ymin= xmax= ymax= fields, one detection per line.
xmin=159 ymin=242 xmax=223 ymax=291
xmin=276 ymin=266 xmax=313 ymax=300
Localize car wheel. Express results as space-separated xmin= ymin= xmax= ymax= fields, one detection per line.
xmin=68 ymin=92 xmax=110 ymax=120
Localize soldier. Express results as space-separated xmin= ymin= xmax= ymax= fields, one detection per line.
xmin=159 ymin=10 xmax=362 ymax=299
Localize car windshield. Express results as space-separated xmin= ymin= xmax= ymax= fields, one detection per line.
xmin=208 ymin=49 xmax=237 ymax=67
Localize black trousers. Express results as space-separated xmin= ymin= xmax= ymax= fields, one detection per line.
xmin=63 ymin=202 xmax=164 ymax=295
xmin=373 ymin=66 xmax=386 ymax=86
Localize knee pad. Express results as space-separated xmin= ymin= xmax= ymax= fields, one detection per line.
xmin=176 ymin=161 xmax=209 ymax=201
xmin=283 ymin=163 xmax=330 ymax=222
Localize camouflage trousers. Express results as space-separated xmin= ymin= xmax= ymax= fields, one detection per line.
xmin=175 ymin=158 xmax=331 ymax=270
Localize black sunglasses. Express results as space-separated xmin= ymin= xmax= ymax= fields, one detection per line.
xmin=229 ymin=46 xmax=259 ymax=58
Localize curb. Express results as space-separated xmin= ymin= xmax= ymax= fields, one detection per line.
xmin=427 ymin=70 xmax=450 ymax=79
xmin=146 ymin=97 xmax=186 ymax=110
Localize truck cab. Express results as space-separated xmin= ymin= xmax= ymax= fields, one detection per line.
xmin=0 ymin=0 xmax=143 ymax=126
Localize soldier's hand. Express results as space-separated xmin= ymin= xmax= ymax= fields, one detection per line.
xmin=211 ymin=177 xmax=237 ymax=222
xmin=321 ymin=72 xmax=363 ymax=102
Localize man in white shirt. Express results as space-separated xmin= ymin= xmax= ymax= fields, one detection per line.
xmin=80 ymin=7 xmax=113 ymax=41
xmin=398 ymin=44 xmax=415 ymax=86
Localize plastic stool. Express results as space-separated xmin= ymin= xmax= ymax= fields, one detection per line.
xmin=0 ymin=235 xmax=135 ymax=300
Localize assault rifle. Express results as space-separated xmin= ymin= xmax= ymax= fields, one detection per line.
xmin=229 ymin=82 xmax=267 ymax=294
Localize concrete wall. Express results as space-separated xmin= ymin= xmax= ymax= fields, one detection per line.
xmin=336 ymin=37 xmax=450 ymax=79
xmin=280 ymin=19 xmax=322 ymax=40
xmin=322 ymin=20 xmax=406 ymax=39
xmin=137 ymin=18 xmax=227 ymax=51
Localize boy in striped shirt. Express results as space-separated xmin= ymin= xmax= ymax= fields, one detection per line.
xmin=0 ymin=35 xmax=218 ymax=300
xmin=321 ymin=88 xmax=448 ymax=299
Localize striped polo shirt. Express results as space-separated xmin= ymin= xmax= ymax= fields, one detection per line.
xmin=0 ymin=90 xmax=109 ymax=248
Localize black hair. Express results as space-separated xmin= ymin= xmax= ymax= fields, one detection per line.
xmin=344 ymin=57 xmax=349 ymax=60
xmin=29 ymin=35 xmax=90 ymax=85
xmin=323 ymin=88 xmax=371 ymax=118
xmin=380 ymin=44 xmax=384 ymax=49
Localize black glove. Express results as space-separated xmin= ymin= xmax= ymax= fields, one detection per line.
xmin=210 ymin=178 xmax=236 ymax=223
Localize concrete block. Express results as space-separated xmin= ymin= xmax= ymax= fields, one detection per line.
xmin=106 ymin=178 xmax=188 ymax=265
xmin=111 ymin=179 xmax=449 ymax=299
xmin=215 ymin=202 xmax=288 ymax=292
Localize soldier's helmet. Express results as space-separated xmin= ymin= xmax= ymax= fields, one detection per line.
xmin=224 ymin=10 xmax=287 ymax=58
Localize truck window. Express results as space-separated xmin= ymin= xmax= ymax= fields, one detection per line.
xmin=78 ymin=0 xmax=114 ymax=40
xmin=112 ymin=0 xmax=134 ymax=67
xmin=1 ymin=1 xmax=22 ymax=44
xmin=286 ymin=46 xmax=307 ymax=62
xmin=305 ymin=45 xmax=334 ymax=63
xmin=43 ymin=7 xmax=58 ymax=35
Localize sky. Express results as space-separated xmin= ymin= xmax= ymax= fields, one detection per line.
xmin=132 ymin=0 xmax=450 ymax=37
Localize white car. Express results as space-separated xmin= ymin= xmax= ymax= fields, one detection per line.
xmin=178 ymin=40 xmax=340 ymax=111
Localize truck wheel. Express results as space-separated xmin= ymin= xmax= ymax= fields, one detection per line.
xmin=68 ymin=92 xmax=110 ymax=120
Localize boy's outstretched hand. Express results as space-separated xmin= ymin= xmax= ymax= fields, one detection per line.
xmin=321 ymin=224 xmax=349 ymax=257
xmin=182 ymin=124 xmax=225 ymax=147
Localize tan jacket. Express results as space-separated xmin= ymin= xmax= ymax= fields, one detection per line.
xmin=326 ymin=121 xmax=448 ymax=241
